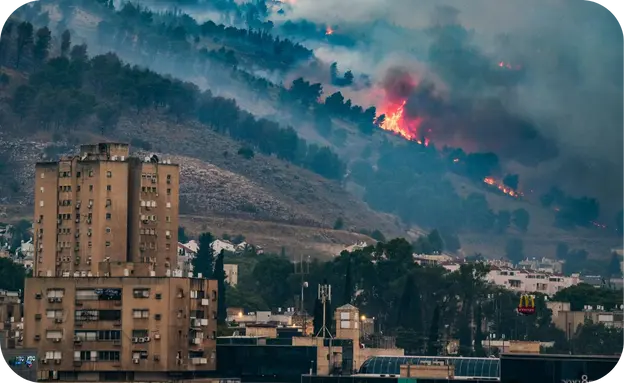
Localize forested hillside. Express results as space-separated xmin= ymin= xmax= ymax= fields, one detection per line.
xmin=0 ymin=0 xmax=621 ymax=262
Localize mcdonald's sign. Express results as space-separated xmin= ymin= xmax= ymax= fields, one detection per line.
xmin=517 ymin=294 xmax=536 ymax=315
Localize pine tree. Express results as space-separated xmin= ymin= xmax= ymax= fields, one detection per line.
xmin=214 ymin=250 xmax=227 ymax=325
xmin=15 ymin=22 xmax=34 ymax=69
xmin=33 ymin=27 xmax=51 ymax=66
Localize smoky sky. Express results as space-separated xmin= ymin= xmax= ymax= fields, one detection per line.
xmin=283 ymin=0 xmax=623 ymax=209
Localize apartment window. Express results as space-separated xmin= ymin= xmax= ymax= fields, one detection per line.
xmin=132 ymin=351 xmax=149 ymax=360
xmin=166 ymin=202 xmax=171 ymax=208
xmin=40 ymin=173 xmax=44 ymax=179
xmin=75 ymin=310 xmax=98 ymax=322
xmin=77 ymin=185 xmax=81 ymax=192
xmin=166 ymin=216 xmax=171 ymax=223
xmin=46 ymin=330 xmax=63 ymax=340
xmin=165 ymin=231 xmax=171 ymax=239
xmin=167 ymin=188 xmax=171 ymax=195
xmin=76 ymin=171 xmax=81 ymax=178
xmin=40 ymin=187 xmax=44 ymax=193
xmin=99 ymin=310 xmax=122 ymax=321
xmin=89 ymin=185 xmax=93 ymax=191
xmin=165 ymin=244 xmax=170 ymax=250
xmin=133 ymin=309 xmax=150 ymax=319
xmin=88 ymin=241 xmax=92 ymax=248
xmin=132 ymin=329 xmax=149 ymax=338
xmin=106 ymin=227 xmax=111 ymax=233
xmin=133 ymin=289 xmax=150 ymax=299
xmin=46 ymin=309 xmax=63 ymax=319
xmin=105 ymin=241 xmax=111 ymax=247
xmin=151 ymin=187 xmax=157 ymax=193
xmin=98 ymin=351 xmax=120 ymax=361
xmin=106 ymin=171 xmax=112 ymax=178
xmin=106 ymin=199 xmax=112 ymax=207
xmin=74 ymin=331 xmax=97 ymax=341
xmin=39 ymin=200 xmax=44 ymax=207
xmin=44 ymin=351 xmax=62 ymax=361
xmin=74 ymin=351 xmax=97 ymax=362
xmin=98 ymin=330 xmax=121 ymax=340
xmin=106 ymin=213 xmax=111 ymax=220
xmin=47 ymin=289 xmax=64 ymax=298
xmin=89 ymin=170 xmax=93 ymax=177
xmin=107 ymin=185 xmax=112 ymax=191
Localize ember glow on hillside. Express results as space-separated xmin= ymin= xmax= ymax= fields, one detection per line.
xmin=379 ymin=101 xmax=429 ymax=145
xmin=325 ymin=26 xmax=334 ymax=35
xmin=484 ymin=177 xmax=523 ymax=198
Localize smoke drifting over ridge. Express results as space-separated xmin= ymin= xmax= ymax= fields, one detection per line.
xmin=281 ymin=0 xmax=623 ymax=209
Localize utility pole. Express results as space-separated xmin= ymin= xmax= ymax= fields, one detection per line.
xmin=294 ymin=254 xmax=310 ymax=335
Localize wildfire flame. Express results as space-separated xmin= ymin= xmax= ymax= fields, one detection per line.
xmin=483 ymin=177 xmax=523 ymax=198
xmin=379 ymin=100 xmax=427 ymax=145
xmin=377 ymin=91 xmax=523 ymax=199
xmin=325 ymin=26 xmax=334 ymax=35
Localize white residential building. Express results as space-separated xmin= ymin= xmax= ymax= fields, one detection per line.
xmin=211 ymin=239 xmax=236 ymax=254
xmin=441 ymin=263 xmax=581 ymax=296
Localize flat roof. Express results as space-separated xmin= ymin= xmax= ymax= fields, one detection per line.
xmin=500 ymin=353 xmax=621 ymax=361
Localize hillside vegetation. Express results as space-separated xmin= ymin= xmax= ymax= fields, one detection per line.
xmin=0 ymin=1 xmax=620 ymax=263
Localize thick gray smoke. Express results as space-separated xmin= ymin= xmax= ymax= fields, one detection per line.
xmin=282 ymin=0 xmax=623 ymax=211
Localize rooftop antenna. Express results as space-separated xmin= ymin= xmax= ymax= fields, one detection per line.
xmin=315 ymin=282 xmax=333 ymax=339
xmin=294 ymin=254 xmax=310 ymax=335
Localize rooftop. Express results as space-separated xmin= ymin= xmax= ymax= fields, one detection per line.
xmin=359 ymin=356 xmax=500 ymax=380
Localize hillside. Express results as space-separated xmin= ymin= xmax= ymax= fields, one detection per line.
xmin=1 ymin=1 xmax=620 ymax=264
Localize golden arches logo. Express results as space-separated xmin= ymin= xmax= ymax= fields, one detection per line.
xmin=518 ymin=294 xmax=536 ymax=315
xmin=519 ymin=294 xmax=535 ymax=308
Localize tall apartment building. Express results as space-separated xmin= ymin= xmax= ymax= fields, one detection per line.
xmin=32 ymin=142 xmax=179 ymax=276
xmin=24 ymin=142 xmax=219 ymax=381
xmin=23 ymin=262 xmax=218 ymax=381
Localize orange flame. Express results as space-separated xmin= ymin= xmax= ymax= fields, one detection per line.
xmin=325 ymin=26 xmax=334 ymax=35
xmin=379 ymin=100 xmax=427 ymax=145
xmin=483 ymin=177 xmax=522 ymax=198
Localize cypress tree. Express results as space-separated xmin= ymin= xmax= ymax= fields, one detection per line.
xmin=426 ymin=305 xmax=441 ymax=356
xmin=343 ymin=254 xmax=353 ymax=305
xmin=214 ymin=250 xmax=227 ymax=325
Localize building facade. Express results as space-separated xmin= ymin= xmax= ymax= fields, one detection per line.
xmin=32 ymin=143 xmax=180 ymax=277
xmin=23 ymin=262 xmax=218 ymax=381
xmin=441 ymin=263 xmax=580 ymax=296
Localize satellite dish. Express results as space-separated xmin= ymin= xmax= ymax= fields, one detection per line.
xmin=150 ymin=154 xmax=159 ymax=163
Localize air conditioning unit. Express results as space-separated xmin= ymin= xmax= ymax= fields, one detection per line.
xmin=53 ymin=338 xmax=61 ymax=343
xmin=153 ymin=355 xmax=160 ymax=362
xmin=200 ymin=319 xmax=208 ymax=326
xmin=133 ymin=358 xmax=139 ymax=364
xmin=54 ymin=318 xmax=63 ymax=324
xmin=132 ymin=337 xmax=139 ymax=343
xmin=48 ymin=297 xmax=56 ymax=303
xmin=144 ymin=336 xmax=150 ymax=342
xmin=73 ymin=336 xmax=81 ymax=343
xmin=192 ymin=338 xmax=201 ymax=345
xmin=138 ymin=337 xmax=145 ymax=343
xmin=54 ymin=359 xmax=61 ymax=364
xmin=41 ymin=359 xmax=48 ymax=364
xmin=154 ymin=333 xmax=160 ymax=340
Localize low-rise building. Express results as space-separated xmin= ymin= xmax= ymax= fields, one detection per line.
xmin=546 ymin=301 xmax=624 ymax=339
xmin=223 ymin=264 xmax=238 ymax=286
xmin=518 ymin=257 xmax=564 ymax=274
xmin=441 ymin=262 xmax=580 ymax=296
xmin=211 ymin=239 xmax=236 ymax=254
